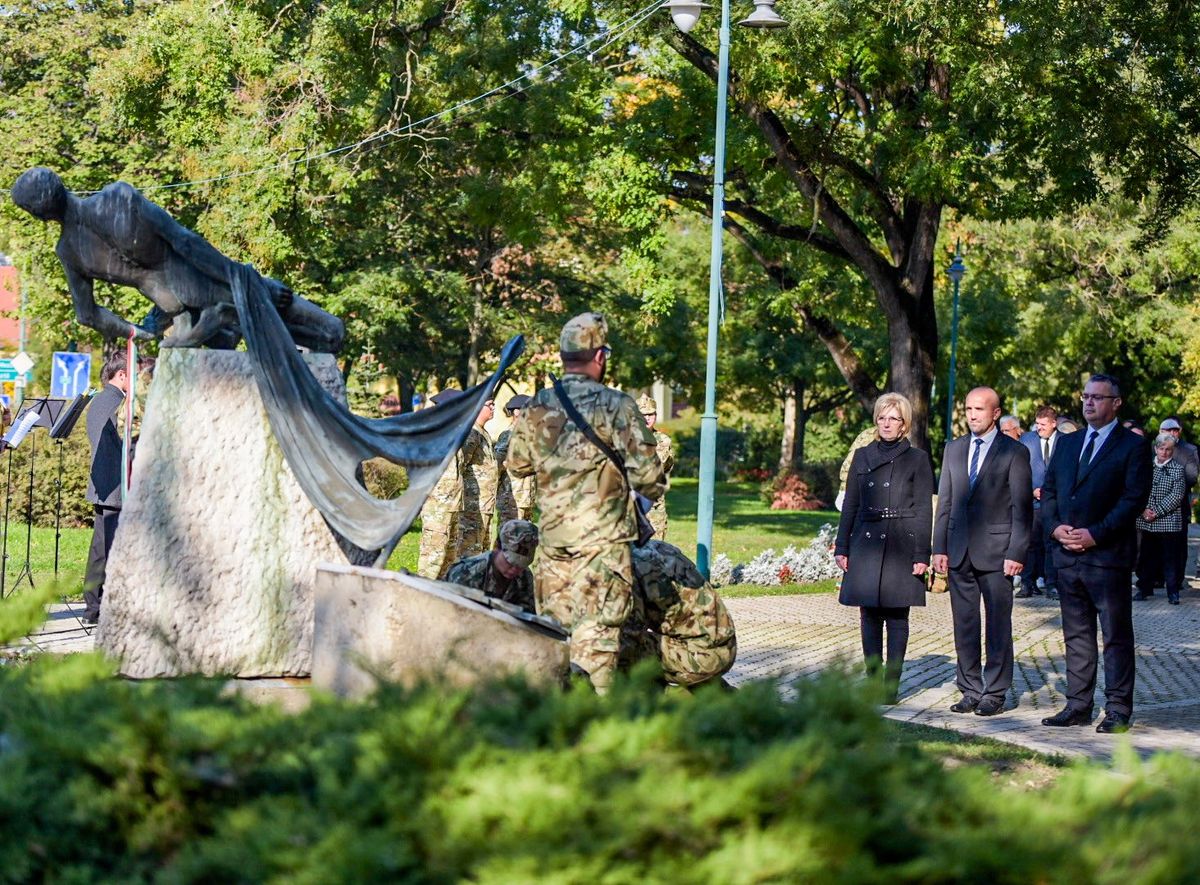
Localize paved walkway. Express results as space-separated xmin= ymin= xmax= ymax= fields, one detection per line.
xmin=725 ymin=581 xmax=1200 ymax=761
xmin=10 ymin=557 xmax=1200 ymax=762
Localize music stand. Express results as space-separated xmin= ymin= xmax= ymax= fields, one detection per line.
xmin=0 ymin=397 xmax=66 ymax=598
xmin=50 ymin=393 xmax=91 ymax=578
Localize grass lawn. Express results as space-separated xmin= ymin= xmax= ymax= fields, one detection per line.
xmin=0 ymin=525 xmax=90 ymax=599
xmin=888 ymin=720 xmax=1068 ymax=790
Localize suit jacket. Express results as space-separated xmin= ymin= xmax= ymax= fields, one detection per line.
xmin=86 ymin=383 xmax=125 ymax=508
xmin=933 ymin=432 xmax=1033 ymax=571
xmin=1041 ymin=423 xmax=1151 ymax=570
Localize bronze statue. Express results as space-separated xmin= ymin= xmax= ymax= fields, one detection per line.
xmin=11 ymin=167 xmax=344 ymax=353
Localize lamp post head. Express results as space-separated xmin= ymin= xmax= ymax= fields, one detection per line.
xmin=665 ymin=0 xmax=710 ymax=33
xmin=739 ymin=0 xmax=788 ymax=28
xmin=946 ymin=252 xmax=966 ymax=285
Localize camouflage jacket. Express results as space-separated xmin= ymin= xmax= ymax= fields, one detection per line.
xmin=632 ymin=540 xmax=735 ymax=645
xmin=445 ymin=551 xmax=535 ymax=611
xmin=654 ymin=430 xmax=675 ymax=478
xmin=496 ymin=428 xmax=537 ymax=515
xmin=425 ymin=425 xmax=487 ymax=513
xmin=507 ymin=373 xmax=665 ymax=549
xmin=462 ymin=425 xmax=497 ymax=515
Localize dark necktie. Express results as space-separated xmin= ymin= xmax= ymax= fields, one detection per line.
xmin=1076 ymin=430 xmax=1099 ymax=481
xmin=969 ymin=438 xmax=984 ymax=488
xmin=1042 ymin=438 xmax=1050 ymax=465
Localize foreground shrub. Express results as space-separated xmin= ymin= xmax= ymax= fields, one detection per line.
xmin=1 ymin=595 xmax=1200 ymax=882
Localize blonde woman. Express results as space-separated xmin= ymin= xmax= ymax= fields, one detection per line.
xmin=834 ymin=393 xmax=934 ymax=702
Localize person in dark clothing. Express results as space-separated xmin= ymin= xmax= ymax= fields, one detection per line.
xmin=834 ymin=392 xmax=934 ymax=703
xmin=81 ymin=351 xmax=130 ymax=625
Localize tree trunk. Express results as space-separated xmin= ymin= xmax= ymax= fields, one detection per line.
xmin=397 ymin=374 xmax=414 ymax=414
xmin=779 ymin=377 xmax=806 ymax=471
xmin=880 ymin=265 xmax=938 ymax=453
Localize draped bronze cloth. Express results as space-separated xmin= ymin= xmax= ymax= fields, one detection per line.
xmin=230 ymin=263 xmax=523 ymax=566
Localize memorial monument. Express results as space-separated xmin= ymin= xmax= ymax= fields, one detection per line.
xmin=12 ymin=167 xmax=566 ymax=686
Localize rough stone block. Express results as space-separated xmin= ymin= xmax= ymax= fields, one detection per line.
xmin=99 ymin=348 xmax=355 ymax=677
xmin=313 ymin=563 xmax=570 ymax=698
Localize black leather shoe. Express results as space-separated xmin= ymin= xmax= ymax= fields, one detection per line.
xmin=975 ymin=698 xmax=1005 ymax=716
xmin=1133 ymin=590 xmax=1152 ymax=601
xmin=950 ymin=697 xmax=979 ymax=714
xmin=1169 ymin=593 xmax=1181 ymax=605
xmin=1096 ymin=712 xmax=1131 ymax=734
xmin=1015 ymin=586 xmax=1035 ymax=598
xmin=1042 ymin=707 xmax=1092 ymax=727
xmin=1045 ymin=587 xmax=1059 ymax=600
xmin=81 ymin=610 xmax=99 ymax=626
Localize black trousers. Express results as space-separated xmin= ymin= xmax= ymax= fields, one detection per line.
xmin=1056 ymin=560 xmax=1135 ymax=717
xmin=860 ymin=605 xmax=910 ymax=682
xmin=1021 ymin=507 xmax=1058 ymax=590
xmin=1136 ymin=530 xmax=1185 ymax=595
xmin=82 ymin=505 xmax=121 ymax=616
xmin=949 ymin=564 xmax=1014 ymax=702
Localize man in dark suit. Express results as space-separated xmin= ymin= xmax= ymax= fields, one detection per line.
xmin=81 ymin=351 xmax=130 ymax=625
xmin=933 ymin=388 xmax=1033 ymax=716
xmin=1041 ymin=374 xmax=1151 ymax=734
xmin=1016 ymin=406 xmax=1063 ymax=599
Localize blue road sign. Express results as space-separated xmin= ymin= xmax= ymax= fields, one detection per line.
xmin=0 ymin=359 xmax=16 ymax=382
xmin=51 ymin=352 xmax=92 ymax=399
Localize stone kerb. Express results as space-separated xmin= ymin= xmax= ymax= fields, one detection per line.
xmin=98 ymin=348 xmax=351 ymax=678
xmin=313 ymin=563 xmax=570 ymax=698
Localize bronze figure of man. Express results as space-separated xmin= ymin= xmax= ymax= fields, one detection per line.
xmin=11 ymin=167 xmax=343 ymax=353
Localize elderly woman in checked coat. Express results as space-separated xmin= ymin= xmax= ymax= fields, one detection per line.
xmin=1134 ymin=432 xmax=1187 ymax=605
xmin=834 ymin=393 xmax=934 ymax=702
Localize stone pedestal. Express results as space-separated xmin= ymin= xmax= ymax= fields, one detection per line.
xmin=99 ymin=349 xmax=354 ymax=677
xmin=312 ymin=563 xmax=569 ymax=698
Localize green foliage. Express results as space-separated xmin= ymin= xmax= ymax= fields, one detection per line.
xmin=2 ymin=649 xmax=1200 ymax=880
xmin=2 ymin=430 xmax=94 ymax=530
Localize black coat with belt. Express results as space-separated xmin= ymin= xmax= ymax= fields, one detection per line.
xmin=932 ymin=433 xmax=1033 ymax=571
xmin=86 ymin=382 xmax=125 ymax=509
xmin=835 ymin=439 xmax=934 ymax=608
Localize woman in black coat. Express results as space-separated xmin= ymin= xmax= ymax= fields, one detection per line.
xmin=834 ymin=393 xmax=934 ymax=701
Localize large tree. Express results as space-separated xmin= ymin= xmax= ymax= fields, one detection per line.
xmin=604 ymin=0 xmax=1200 ymax=447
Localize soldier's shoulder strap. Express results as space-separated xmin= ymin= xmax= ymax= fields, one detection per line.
xmin=549 ymin=373 xmax=625 ymax=473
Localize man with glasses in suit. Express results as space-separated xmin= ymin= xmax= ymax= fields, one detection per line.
xmin=1040 ymin=375 xmax=1150 ymax=734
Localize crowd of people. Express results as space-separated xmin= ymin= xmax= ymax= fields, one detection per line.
xmin=835 ymin=377 xmax=1191 ymax=733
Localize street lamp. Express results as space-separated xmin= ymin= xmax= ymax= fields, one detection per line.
xmin=667 ymin=0 xmax=787 ymax=577
xmin=945 ymin=243 xmax=966 ymax=439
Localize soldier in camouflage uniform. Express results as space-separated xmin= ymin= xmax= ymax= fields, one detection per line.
xmin=637 ymin=394 xmax=674 ymax=539
xmin=496 ymin=394 xmax=537 ymax=523
xmin=445 ymin=519 xmax=539 ymax=611
xmin=507 ymin=312 xmax=666 ymax=693
xmin=459 ymin=397 xmax=498 ymax=557
xmin=418 ymin=389 xmax=470 ymax=580
xmin=621 ymin=540 xmax=737 ymax=686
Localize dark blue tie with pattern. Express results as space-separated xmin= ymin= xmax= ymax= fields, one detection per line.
xmin=969 ymin=438 xmax=984 ymax=489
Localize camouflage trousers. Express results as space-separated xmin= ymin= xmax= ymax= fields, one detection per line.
xmin=648 ymin=499 xmax=667 ymax=540
xmin=457 ymin=511 xmax=494 ymax=560
xmin=620 ymin=578 xmax=736 ymax=687
xmin=418 ymin=511 xmax=461 ymax=580
xmin=536 ymin=543 xmax=634 ymax=694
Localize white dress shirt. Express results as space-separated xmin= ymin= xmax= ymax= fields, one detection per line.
xmin=1078 ymin=418 xmax=1119 ymax=464
xmin=968 ymin=425 xmax=999 ymax=474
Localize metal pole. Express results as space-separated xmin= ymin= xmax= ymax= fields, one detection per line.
xmin=696 ymin=0 xmax=731 ymax=578
xmin=945 ymin=243 xmax=963 ymax=440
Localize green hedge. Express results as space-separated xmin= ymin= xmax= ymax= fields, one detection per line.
xmin=1 ymin=591 xmax=1199 ymax=881
xmin=0 ymin=429 xmax=93 ymax=529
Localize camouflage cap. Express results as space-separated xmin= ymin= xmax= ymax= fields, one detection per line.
xmin=498 ymin=519 xmax=539 ymax=568
xmin=637 ymin=394 xmax=656 ymax=416
xmin=559 ymin=312 xmax=608 ymax=354
xmin=504 ymin=393 xmax=532 ymax=414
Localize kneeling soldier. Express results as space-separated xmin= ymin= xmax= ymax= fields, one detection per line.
xmin=445 ymin=519 xmax=539 ymax=612
xmin=622 ymin=540 xmax=737 ymax=687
